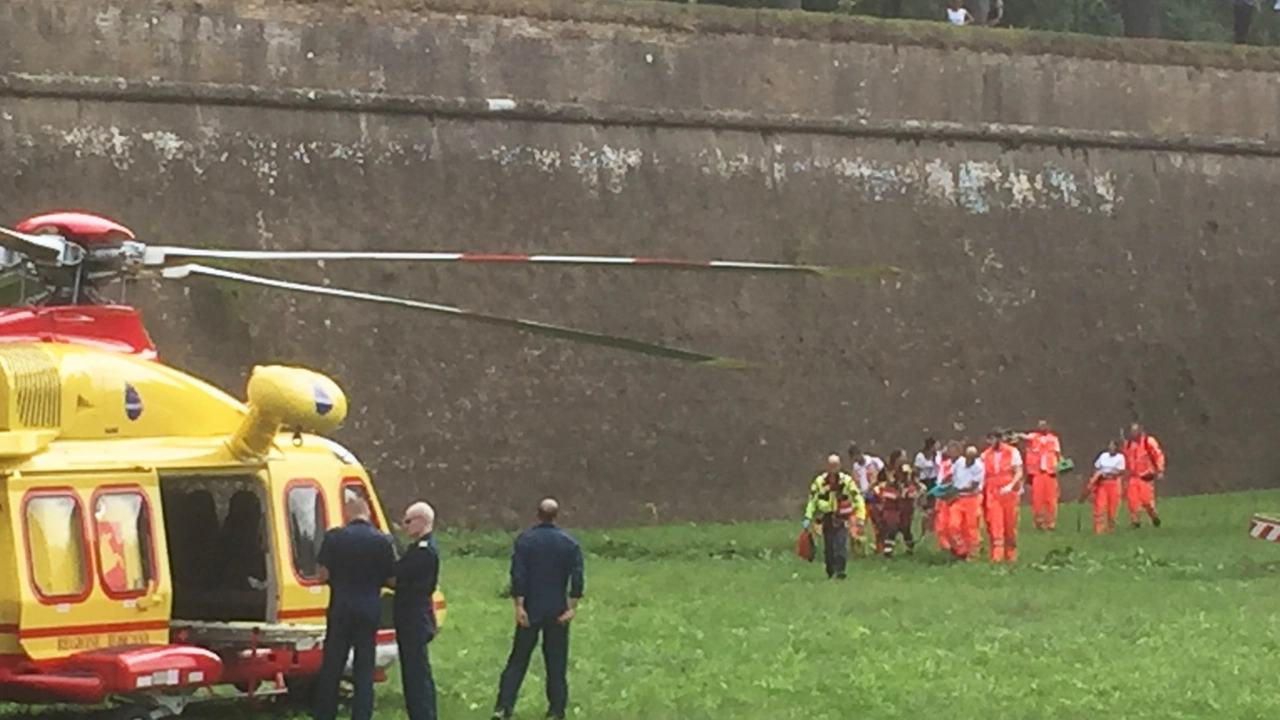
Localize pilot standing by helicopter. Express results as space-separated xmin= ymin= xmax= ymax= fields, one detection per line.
xmin=312 ymin=496 xmax=397 ymax=720
xmin=392 ymin=501 xmax=442 ymax=720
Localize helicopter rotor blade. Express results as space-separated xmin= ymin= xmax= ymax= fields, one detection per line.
xmin=0 ymin=226 xmax=85 ymax=266
xmin=144 ymin=247 xmax=897 ymax=280
xmin=160 ymin=263 xmax=755 ymax=369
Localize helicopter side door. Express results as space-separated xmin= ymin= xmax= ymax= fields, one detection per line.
xmin=8 ymin=470 xmax=171 ymax=661
xmin=270 ymin=454 xmax=338 ymax=626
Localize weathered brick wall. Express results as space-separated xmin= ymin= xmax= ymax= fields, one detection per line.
xmin=2 ymin=0 xmax=1277 ymax=527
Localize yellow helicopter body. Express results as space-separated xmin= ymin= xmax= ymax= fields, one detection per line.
xmin=0 ymin=321 xmax=444 ymax=711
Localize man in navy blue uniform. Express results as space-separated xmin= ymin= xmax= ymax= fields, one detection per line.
xmin=393 ymin=501 xmax=440 ymax=720
xmin=491 ymin=498 xmax=585 ymax=720
xmin=312 ymin=496 xmax=396 ymax=720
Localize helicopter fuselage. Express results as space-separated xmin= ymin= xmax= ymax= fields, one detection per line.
xmin=0 ymin=305 xmax=439 ymax=710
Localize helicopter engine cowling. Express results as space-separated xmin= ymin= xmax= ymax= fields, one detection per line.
xmin=227 ymin=365 xmax=348 ymax=460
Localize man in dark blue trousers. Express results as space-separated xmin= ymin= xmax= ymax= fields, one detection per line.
xmin=392 ymin=501 xmax=440 ymax=720
xmin=491 ymin=498 xmax=585 ymax=720
xmin=312 ymin=497 xmax=396 ymax=720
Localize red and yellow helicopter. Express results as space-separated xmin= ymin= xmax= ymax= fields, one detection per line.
xmin=0 ymin=211 xmax=882 ymax=718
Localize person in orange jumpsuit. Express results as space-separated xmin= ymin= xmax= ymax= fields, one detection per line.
xmin=946 ymin=445 xmax=986 ymax=560
xmin=1122 ymin=423 xmax=1165 ymax=528
xmin=933 ymin=441 xmax=961 ymax=552
xmin=1023 ymin=420 xmax=1063 ymax=531
xmin=1081 ymin=439 xmax=1126 ymax=534
xmin=980 ymin=429 xmax=1024 ymax=563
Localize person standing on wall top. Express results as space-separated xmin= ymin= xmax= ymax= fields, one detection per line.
xmin=312 ymin=497 xmax=396 ymax=720
xmin=1123 ymin=423 xmax=1166 ymax=528
xmin=492 ymin=498 xmax=585 ymax=720
xmin=392 ymin=501 xmax=441 ymax=720
xmin=803 ymin=454 xmax=865 ymax=578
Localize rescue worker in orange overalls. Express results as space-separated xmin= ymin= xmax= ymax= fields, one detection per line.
xmin=947 ymin=445 xmax=986 ymax=560
xmin=1024 ymin=420 xmax=1063 ymax=531
xmin=1080 ymin=439 xmax=1126 ymax=534
xmin=872 ymin=452 xmax=923 ymax=557
xmin=802 ymin=454 xmax=866 ymax=579
xmin=933 ymin=440 xmax=962 ymax=552
xmin=980 ymin=429 xmax=1025 ymax=563
xmin=1122 ymin=423 xmax=1165 ymax=528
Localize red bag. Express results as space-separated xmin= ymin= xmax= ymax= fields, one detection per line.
xmin=796 ymin=529 xmax=814 ymax=561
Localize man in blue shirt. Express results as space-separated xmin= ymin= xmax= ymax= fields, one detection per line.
xmin=491 ymin=498 xmax=585 ymax=720
xmin=312 ymin=496 xmax=396 ymax=720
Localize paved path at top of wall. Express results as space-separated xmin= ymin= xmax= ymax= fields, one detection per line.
xmin=5 ymin=0 xmax=1280 ymax=140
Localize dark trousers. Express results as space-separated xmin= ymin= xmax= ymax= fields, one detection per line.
xmin=495 ymin=619 xmax=570 ymax=717
xmin=396 ymin=619 xmax=438 ymax=720
xmin=313 ymin=609 xmax=378 ymax=720
xmin=821 ymin=515 xmax=848 ymax=578
xmin=879 ymin=502 xmax=915 ymax=555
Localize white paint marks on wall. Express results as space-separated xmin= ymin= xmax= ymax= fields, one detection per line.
xmin=21 ymin=122 xmax=1125 ymax=215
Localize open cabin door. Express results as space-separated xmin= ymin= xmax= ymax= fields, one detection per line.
xmin=7 ymin=470 xmax=170 ymax=661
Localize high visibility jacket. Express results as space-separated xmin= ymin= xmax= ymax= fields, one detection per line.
xmin=805 ymin=472 xmax=866 ymax=522
xmin=981 ymin=443 xmax=1023 ymax=492
xmin=938 ymin=457 xmax=955 ymax=483
xmin=1024 ymin=431 xmax=1062 ymax=475
xmin=1123 ymin=434 xmax=1165 ymax=479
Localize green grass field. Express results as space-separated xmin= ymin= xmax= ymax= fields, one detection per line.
xmin=7 ymin=489 xmax=1280 ymax=720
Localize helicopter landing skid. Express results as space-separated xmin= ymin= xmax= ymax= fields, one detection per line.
xmin=103 ymin=677 xmax=294 ymax=719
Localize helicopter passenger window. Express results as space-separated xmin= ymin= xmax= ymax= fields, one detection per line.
xmin=92 ymin=492 xmax=156 ymax=597
xmin=286 ymin=483 xmax=328 ymax=582
xmin=23 ymin=494 xmax=90 ymax=600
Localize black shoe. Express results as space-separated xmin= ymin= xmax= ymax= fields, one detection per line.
xmin=492 ymin=709 xmax=512 ymax=720
xmin=835 ymin=572 xmax=848 ymax=579
xmin=1152 ymin=517 xmax=1162 ymax=527
xmin=1132 ymin=522 xmax=1141 ymax=529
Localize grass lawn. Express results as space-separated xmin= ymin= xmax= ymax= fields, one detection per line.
xmin=7 ymin=488 xmax=1280 ymax=719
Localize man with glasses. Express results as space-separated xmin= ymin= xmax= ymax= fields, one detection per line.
xmin=393 ymin=501 xmax=441 ymax=720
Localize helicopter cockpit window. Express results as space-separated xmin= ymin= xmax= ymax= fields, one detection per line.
xmin=23 ymin=494 xmax=90 ymax=600
xmin=342 ymin=480 xmax=380 ymax=529
xmin=92 ymin=491 xmax=156 ymax=597
xmin=287 ymin=483 xmax=328 ymax=581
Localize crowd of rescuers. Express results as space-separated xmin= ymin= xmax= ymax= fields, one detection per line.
xmin=309 ymin=494 xmax=585 ymax=720
xmin=801 ymin=421 xmax=1166 ymax=577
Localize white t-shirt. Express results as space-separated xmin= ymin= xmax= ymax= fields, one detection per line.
xmin=1095 ymin=451 xmax=1126 ymax=478
xmin=951 ymin=458 xmax=985 ymax=493
xmin=853 ymin=456 xmax=884 ymax=493
xmin=914 ymin=451 xmax=941 ymax=481
xmin=947 ymin=7 xmax=972 ymax=24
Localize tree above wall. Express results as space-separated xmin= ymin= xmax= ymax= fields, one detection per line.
xmin=664 ymin=0 xmax=1280 ymax=46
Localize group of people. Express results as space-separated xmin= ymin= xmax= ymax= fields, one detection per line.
xmin=801 ymin=422 xmax=1168 ymax=577
xmin=311 ymin=494 xmax=585 ymax=720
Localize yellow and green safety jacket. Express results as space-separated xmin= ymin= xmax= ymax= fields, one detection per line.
xmin=804 ymin=471 xmax=867 ymax=523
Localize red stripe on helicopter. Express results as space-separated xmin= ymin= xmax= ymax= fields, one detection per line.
xmin=16 ymin=620 xmax=169 ymax=639
xmin=0 ymin=624 xmax=17 ymax=636
xmin=277 ymin=608 xmax=326 ymax=620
